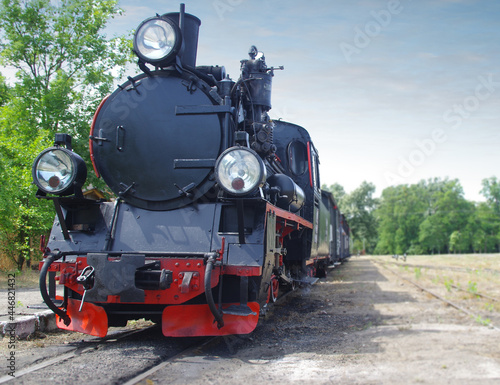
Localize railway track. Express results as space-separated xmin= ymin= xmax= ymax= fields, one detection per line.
xmin=386 ymin=260 xmax=500 ymax=276
xmin=0 ymin=285 xmax=296 ymax=384
xmin=121 ymin=336 xmax=218 ymax=385
xmin=383 ymin=260 xmax=500 ymax=303
xmin=0 ymin=325 xmax=162 ymax=384
xmin=122 ymin=284 xmax=297 ymax=385
xmin=373 ymin=260 xmax=500 ymax=332
xmin=1 ymin=323 xmax=232 ymax=385
xmin=449 ymin=284 xmax=500 ymax=303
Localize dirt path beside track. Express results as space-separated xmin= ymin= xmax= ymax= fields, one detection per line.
xmin=147 ymin=256 xmax=500 ymax=384
xmin=2 ymin=256 xmax=499 ymax=384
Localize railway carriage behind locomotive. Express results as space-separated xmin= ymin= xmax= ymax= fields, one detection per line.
xmin=32 ymin=5 xmax=350 ymax=338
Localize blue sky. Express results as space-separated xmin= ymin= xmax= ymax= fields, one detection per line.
xmin=109 ymin=0 xmax=499 ymax=201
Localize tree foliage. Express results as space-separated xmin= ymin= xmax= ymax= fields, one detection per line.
xmin=374 ymin=184 xmax=427 ymax=255
xmin=374 ymin=178 xmax=496 ymax=255
xmin=0 ymin=0 xmax=132 ymax=269
xmin=342 ymin=181 xmax=378 ymax=253
xmin=481 ymin=177 xmax=500 ymax=216
xmin=322 ymin=183 xmax=346 ymax=206
xmin=324 ymin=181 xmax=378 ymax=253
xmin=325 ymin=177 xmax=499 ymax=256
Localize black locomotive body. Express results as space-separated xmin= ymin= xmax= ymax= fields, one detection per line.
xmin=33 ymin=5 xmax=350 ymax=337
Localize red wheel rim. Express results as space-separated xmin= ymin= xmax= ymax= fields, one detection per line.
xmin=271 ymin=275 xmax=279 ymax=302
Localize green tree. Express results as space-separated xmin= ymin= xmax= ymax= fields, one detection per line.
xmin=374 ymin=186 xmax=400 ymax=254
xmin=481 ymin=177 xmax=500 ymax=215
xmin=478 ymin=177 xmax=500 ymax=252
xmin=0 ymin=0 xmax=132 ymax=269
xmin=0 ymin=73 xmax=9 ymax=105
xmin=322 ymin=183 xmax=346 ymax=209
xmin=375 ymin=184 xmax=426 ymax=255
xmin=472 ymin=202 xmax=499 ymax=253
xmin=419 ymin=215 xmax=448 ymax=254
xmin=375 ymin=178 xmax=476 ymax=255
xmin=418 ymin=178 xmax=473 ymax=254
xmin=341 ymin=181 xmax=378 ymax=253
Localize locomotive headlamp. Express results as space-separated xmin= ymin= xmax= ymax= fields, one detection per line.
xmin=215 ymin=147 xmax=266 ymax=195
xmin=133 ymin=16 xmax=181 ymax=66
xmin=32 ymin=148 xmax=87 ymax=195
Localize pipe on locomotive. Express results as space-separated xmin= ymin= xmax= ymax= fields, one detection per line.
xmin=204 ymin=254 xmax=224 ymax=329
xmin=39 ymin=253 xmax=71 ymax=326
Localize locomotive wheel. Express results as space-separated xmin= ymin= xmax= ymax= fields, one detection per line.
xmin=270 ymin=275 xmax=279 ymax=303
xmin=316 ymin=266 xmax=327 ymax=278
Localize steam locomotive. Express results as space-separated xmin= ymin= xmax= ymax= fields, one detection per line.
xmin=33 ymin=5 xmax=350 ymax=338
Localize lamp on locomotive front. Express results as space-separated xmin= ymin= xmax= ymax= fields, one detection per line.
xmin=133 ymin=4 xmax=201 ymax=70
xmin=133 ymin=16 xmax=182 ymax=68
xmin=32 ymin=134 xmax=87 ymax=197
xmin=215 ymin=147 xmax=267 ymax=196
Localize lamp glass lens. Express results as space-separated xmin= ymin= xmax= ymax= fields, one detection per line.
xmin=136 ymin=19 xmax=176 ymax=61
xmin=217 ymin=149 xmax=263 ymax=194
xmin=35 ymin=149 xmax=74 ymax=193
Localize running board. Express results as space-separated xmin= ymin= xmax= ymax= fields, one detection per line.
xmin=162 ymin=302 xmax=260 ymax=337
xmin=295 ymin=276 xmax=319 ymax=286
xmin=328 ymin=262 xmax=342 ymax=268
xmin=223 ymin=304 xmax=257 ymax=316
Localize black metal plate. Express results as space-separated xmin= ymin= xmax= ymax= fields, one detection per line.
xmin=93 ymin=72 xmax=222 ymax=210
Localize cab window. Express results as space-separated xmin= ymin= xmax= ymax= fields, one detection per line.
xmin=287 ymin=140 xmax=307 ymax=176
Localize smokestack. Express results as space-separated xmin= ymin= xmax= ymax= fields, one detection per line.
xmin=162 ymin=7 xmax=201 ymax=68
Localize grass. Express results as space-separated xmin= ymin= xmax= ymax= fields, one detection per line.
xmin=467 ymin=281 xmax=478 ymax=295
xmin=473 ymin=315 xmax=491 ymax=327
xmin=0 ymin=268 xmax=40 ymax=290
xmin=370 ymin=253 xmax=500 ymax=327
xmin=386 ymin=253 xmax=500 ymax=272
xmin=443 ymin=278 xmax=453 ymax=292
